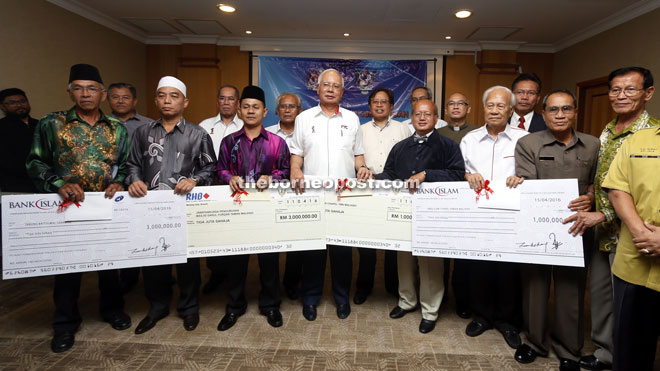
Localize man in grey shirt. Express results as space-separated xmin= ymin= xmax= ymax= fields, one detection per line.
xmin=108 ymin=82 xmax=152 ymax=139
xmin=126 ymin=76 xmax=216 ymax=335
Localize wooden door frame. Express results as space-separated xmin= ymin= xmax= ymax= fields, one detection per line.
xmin=576 ymin=76 xmax=609 ymax=132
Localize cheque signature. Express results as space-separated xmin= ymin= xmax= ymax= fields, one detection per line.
xmin=129 ymin=237 xmax=171 ymax=255
xmin=516 ymin=241 xmax=549 ymax=249
xmin=549 ymin=233 xmax=564 ymax=250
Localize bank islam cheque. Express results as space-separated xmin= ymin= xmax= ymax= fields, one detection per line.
xmin=412 ymin=179 xmax=585 ymax=267
xmin=2 ymin=191 xmax=188 ymax=279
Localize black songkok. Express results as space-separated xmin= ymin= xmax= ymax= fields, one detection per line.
xmin=68 ymin=64 xmax=103 ymax=84
xmin=240 ymin=85 xmax=266 ymax=105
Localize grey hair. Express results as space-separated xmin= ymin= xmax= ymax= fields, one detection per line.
xmin=410 ymin=86 xmax=433 ymax=102
xmin=277 ymin=92 xmax=302 ymax=107
xmin=482 ymin=86 xmax=516 ymax=108
xmin=318 ymin=68 xmax=344 ymax=88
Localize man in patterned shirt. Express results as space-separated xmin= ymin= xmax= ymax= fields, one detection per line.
xmin=26 ymin=63 xmax=131 ymax=353
xmin=564 ymin=66 xmax=658 ymax=370
xmin=216 ymin=85 xmax=290 ymax=331
xmin=127 ymin=76 xmax=217 ymax=335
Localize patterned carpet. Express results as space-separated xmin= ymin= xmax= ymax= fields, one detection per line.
xmin=0 ymin=252 xmax=600 ymax=370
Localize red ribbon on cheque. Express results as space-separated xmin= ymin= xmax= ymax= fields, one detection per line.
xmin=335 ymin=178 xmax=352 ymax=200
xmin=231 ymin=189 xmax=248 ymax=205
xmin=57 ymin=199 xmax=81 ymax=213
xmin=474 ymin=179 xmax=494 ymax=201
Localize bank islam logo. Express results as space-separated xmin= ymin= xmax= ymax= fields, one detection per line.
xmin=8 ymin=198 xmax=62 ymax=210
xmin=186 ymin=192 xmax=211 ymax=201
xmin=416 ymin=186 xmax=459 ymax=197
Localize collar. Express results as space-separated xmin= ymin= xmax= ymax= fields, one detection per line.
xmin=370 ymin=118 xmax=391 ymax=130
xmin=274 ymin=121 xmax=294 ymax=136
xmin=153 ymin=117 xmax=186 ymax=133
xmin=477 ymin=124 xmax=514 ymax=141
xmin=539 ymin=128 xmax=580 ymax=147
xmin=313 ymin=104 xmax=343 ymax=118
xmin=65 ymin=106 xmax=111 ymax=126
xmin=233 ymin=126 xmax=270 ymax=141
xmin=605 ymin=110 xmax=650 ymax=137
xmin=406 ymin=130 xmax=436 ymax=147
xmin=215 ymin=113 xmax=240 ymax=126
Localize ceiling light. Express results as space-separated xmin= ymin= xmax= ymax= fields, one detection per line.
xmin=217 ymin=4 xmax=236 ymax=13
xmin=245 ymin=30 xmax=252 ymax=34
xmin=445 ymin=36 xmax=452 ymax=40
xmin=343 ymin=33 xmax=350 ymax=37
xmin=454 ymin=10 xmax=472 ymax=19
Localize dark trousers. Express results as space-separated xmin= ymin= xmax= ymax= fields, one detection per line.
xmin=283 ymin=251 xmax=304 ymax=291
xmin=120 ymin=267 xmax=140 ymax=286
xmin=468 ymin=260 xmax=522 ymax=330
xmin=356 ymin=248 xmax=398 ymax=295
xmin=225 ymin=253 xmax=281 ymax=314
xmin=613 ymin=275 xmax=660 ymax=371
xmin=452 ymin=258 xmax=470 ymax=311
xmin=52 ymin=270 xmax=124 ymax=335
xmin=301 ymin=245 xmax=352 ymax=306
xmin=205 ymin=256 xmax=227 ymax=281
xmin=143 ymin=259 xmax=200 ymax=318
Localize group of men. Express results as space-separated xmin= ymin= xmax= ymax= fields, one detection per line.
xmin=1 ymin=63 xmax=659 ymax=371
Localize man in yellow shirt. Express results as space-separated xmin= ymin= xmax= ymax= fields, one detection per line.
xmin=602 ymin=126 xmax=660 ymax=371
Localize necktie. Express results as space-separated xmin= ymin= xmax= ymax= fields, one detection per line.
xmin=518 ymin=116 xmax=526 ymax=130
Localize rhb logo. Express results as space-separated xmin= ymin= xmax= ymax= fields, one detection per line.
xmin=186 ymin=192 xmax=207 ymax=201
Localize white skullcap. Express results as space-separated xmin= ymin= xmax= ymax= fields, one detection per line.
xmin=156 ymin=76 xmax=187 ymax=97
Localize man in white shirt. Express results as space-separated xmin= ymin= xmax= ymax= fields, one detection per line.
xmin=401 ymin=86 xmax=448 ymax=133
xmin=199 ymin=84 xmax=244 ymax=294
xmin=266 ymin=92 xmax=303 ymax=300
xmin=508 ymin=73 xmax=547 ymax=133
xmin=354 ymin=88 xmax=410 ymax=305
xmin=289 ymin=68 xmax=372 ymax=321
xmin=459 ymin=85 xmax=527 ymax=349
xmin=199 ymin=85 xmax=244 ymax=158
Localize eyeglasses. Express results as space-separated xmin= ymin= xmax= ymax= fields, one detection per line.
xmin=447 ymin=101 xmax=468 ymax=107
xmin=545 ymin=105 xmax=575 ymax=115
xmin=70 ymin=85 xmax=101 ymax=94
xmin=219 ymin=96 xmax=236 ymax=102
xmin=411 ymin=96 xmax=429 ymax=103
xmin=414 ymin=112 xmax=433 ymax=118
xmin=321 ymin=82 xmax=342 ymax=90
xmin=3 ymin=98 xmax=27 ymax=105
xmin=370 ymin=99 xmax=390 ymax=105
xmin=513 ymin=90 xmax=538 ymax=97
xmin=110 ymin=95 xmax=133 ymax=101
xmin=608 ymin=87 xmax=645 ymax=97
xmin=278 ymin=104 xmax=298 ymax=110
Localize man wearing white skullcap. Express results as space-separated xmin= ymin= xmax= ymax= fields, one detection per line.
xmin=127 ymin=75 xmax=217 ymax=334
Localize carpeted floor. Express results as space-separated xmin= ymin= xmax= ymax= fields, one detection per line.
xmin=0 ymin=251 xmax=625 ymax=370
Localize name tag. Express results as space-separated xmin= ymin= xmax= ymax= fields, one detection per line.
xmin=539 ymin=156 xmax=554 ymax=161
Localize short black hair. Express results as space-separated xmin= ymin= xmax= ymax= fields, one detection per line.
xmin=0 ymin=88 xmax=27 ymax=103
xmin=608 ymin=67 xmax=654 ymax=89
xmin=512 ymin=73 xmax=542 ymax=92
xmin=542 ymin=89 xmax=577 ymax=109
xmin=108 ymin=83 xmax=137 ymax=98
xmin=369 ymin=88 xmax=394 ymax=105
xmin=217 ymin=84 xmax=240 ymax=99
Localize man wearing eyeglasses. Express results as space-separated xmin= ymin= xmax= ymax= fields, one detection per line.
xmin=401 ymin=86 xmax=448 ymax=134
xmin=0 ymin=88 xmax=38 ymax=192
xmin=266 ymin=92 xmax=303 ymax=300
xmin=199 ymin=84 xmax=244 ymax=295
xmin=289 ymin=68 xmax=372 ymax=321
xmin=509 ymin=73 xmax=547 ymax=133
xmin=562 ymin=66 xmax=658 ymax=371
xmin=513 ymin=90 xmax=600 ymax=371
xmin=354 ymin=88 xmax=410 ymax=305
xmin=26 ymin=64 xmax=131 ymax=353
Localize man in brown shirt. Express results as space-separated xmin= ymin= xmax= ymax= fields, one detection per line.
xmin=513 ymin=90 xmax=600 ymax=371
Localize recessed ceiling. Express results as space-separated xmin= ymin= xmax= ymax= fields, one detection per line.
xmin=47 ymin=0 xmax=660 ymax=51
xmin=467 ymin=27 xmax=521 ymax=41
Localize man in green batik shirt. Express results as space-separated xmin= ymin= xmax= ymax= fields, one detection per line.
xmin=564 ymin=66 xmax=658 ymax=370
xmin=26 ymin=64 xmax=131 ymax=354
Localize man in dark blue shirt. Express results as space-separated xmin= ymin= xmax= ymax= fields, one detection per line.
xmin=375 ymin=99 xmax=464 ymax=333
